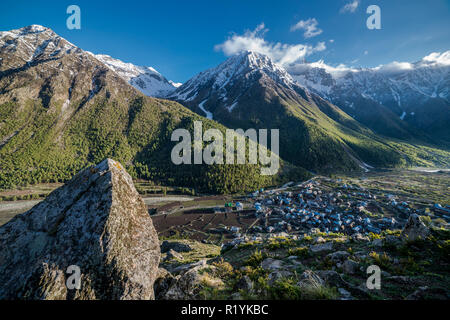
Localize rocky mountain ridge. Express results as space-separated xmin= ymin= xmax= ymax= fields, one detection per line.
xmin=290 ymin=52 xmax=450 ymax=143
xmin=167 ymin=50 xmax=450 ymax=172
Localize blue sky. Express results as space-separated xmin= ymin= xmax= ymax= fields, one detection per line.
xmin=1 ymin=0 xmax=449 ymax=82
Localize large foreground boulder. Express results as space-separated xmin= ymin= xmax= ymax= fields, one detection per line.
xmin=0 ymin=159 xmax=160 ymax=300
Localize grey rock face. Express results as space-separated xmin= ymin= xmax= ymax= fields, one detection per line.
xmin=0 ymin=159 xmax=160 ymax=300
xmin=401 ymin=214 xmax=430 ymax=241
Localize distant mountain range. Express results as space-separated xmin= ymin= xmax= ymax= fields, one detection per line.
xmin=289 ymin=53 xmax=450 ymax=144
xmin=165 ymin=50 xmax=450 ymax=171
xmin=87 ymin=43 xmax=450 ymax=148
xmin=0 ymin=25 xmax=449 ymax=193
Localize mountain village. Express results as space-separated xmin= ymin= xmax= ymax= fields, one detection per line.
xmin=222 ymin=176 xmax=450 ymax=251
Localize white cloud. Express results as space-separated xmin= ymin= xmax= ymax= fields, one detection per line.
xmin=290 ymin=18 xmax=323 ymax=38
xmin=214 ymin=24 xmax=326 ymax=67
xmin=329 ymin=39 xmax=335 ymax=43
xmin=315 ymin=41 xmax=327 ymax=52
xmin=372 ymin=51 xmax=450 ymax=73
xmin=364 ymin=50 xmax=369 ymax=55
xmin=288 ymin=60 xmax=357 ymax=78
xmin=421 ymin=51 xmax=450 ymax=66
xmin=289 ymin=50 xmax=450 ymax=79
xmin=340 ymin=0 xmax=359 ymax=14
xmin=373 ymin=61 xmax=414 ymax=74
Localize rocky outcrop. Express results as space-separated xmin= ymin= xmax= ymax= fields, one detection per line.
xmin=161 ymin=240 xmax=193 ymax=253
xmin=0 ymin=159 xmax=160 ymax=300
xmin=401 ymin=214 xmax=430 ymax=241
xmin=158 ymin=262 xmax=223 ymax=300
xmin=164 ymin=249 xmax=184 ymax=261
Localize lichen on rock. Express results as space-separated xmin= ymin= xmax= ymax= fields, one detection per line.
xmin=0 ymin=159 xmax=160 ymax=300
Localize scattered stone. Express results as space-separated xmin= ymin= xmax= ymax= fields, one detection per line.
xmin=0 ymin=159 xmax=161 ymax=300
xmin=231 ymin=292 xmax=243 ymax=300
xmin=405 ymin=286 xmax=429 ymax=300
xmin=154 ymin=268 xmax=177 ymax=300
xmin=352 ymin=233 xmax=370 ymax=242
xmin=236 ymin=275 xmax=253 ymax=292
xmin=261 ymin=258 xmax=285 ymax=271
xmin=371 ymin=238 xmax=383 ymax=247
xmin=161 ymin=241 xmax=193 ymax=253
xmin=315 ymin=270 xmax=346 ymax=287
xmin=268 ymin=270 xmax=294 ymax=285
xmin=286 ymin=256 xmax=304 ymax=266
xmin=166 ymin=259 xmax=207 ymax=275
xmin=381 ymin=271 xmax=391 ymax=278
xmin=162 ymin=264 xmax=223 ymax=300
xmin=338 ymin=288 xmax=353 ymax=300
xmin=327 ymin=251 xmax=350 ymax=262
xmin=297 ymin=270 xmax=324 ymax=288
xmin=315 ymin=236 xmax=326 ymax=244
xmin=384 ymin=235 xmax=401 ymax=247
xmin=310 ymin=242 xmax=333 ymax=253
xmin=401 ymin=214 xmax=430 ymax=241
xmin=165 ymin=249 xmax=184 ymax=261
xmin=316 ymin=270 xmax=371 ymax=299
xmin=342 ymin=259 xmax=359 ymax=275
xmin=388 ymin=276 xmax=411 ymax=284
xmin=354 ymin=251 xmax=367 ymax=260
xmin=405 ymin=287 xmax=448 ymax=300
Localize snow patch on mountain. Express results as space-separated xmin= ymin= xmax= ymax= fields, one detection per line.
xmin=93 ymin=54 xmax=179 ymax=97
xmin=0 ymin=25 xmax=79 ymax=63
xmin=198 ymin=100 xmax=213 ymax=119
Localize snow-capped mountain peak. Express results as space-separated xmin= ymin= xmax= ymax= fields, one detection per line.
xmin=0 ymin=25 xmax=79 ymax=63
xmin=169 ymin=50 xmax=297 ymax=103
xmin=289 ymin=51 xmax=450 ymax=142
xmin=93 ymin=54 xmax=179 ymax=97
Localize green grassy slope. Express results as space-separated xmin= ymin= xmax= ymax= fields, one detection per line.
xmin=209 ymin=79 xmax=450 ymax=173
xmin=0 ymin=94 xmax=310 ymax=193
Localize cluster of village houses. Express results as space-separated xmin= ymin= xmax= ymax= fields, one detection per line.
xmin=223 ymin=178 xmax=450 ymax=245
